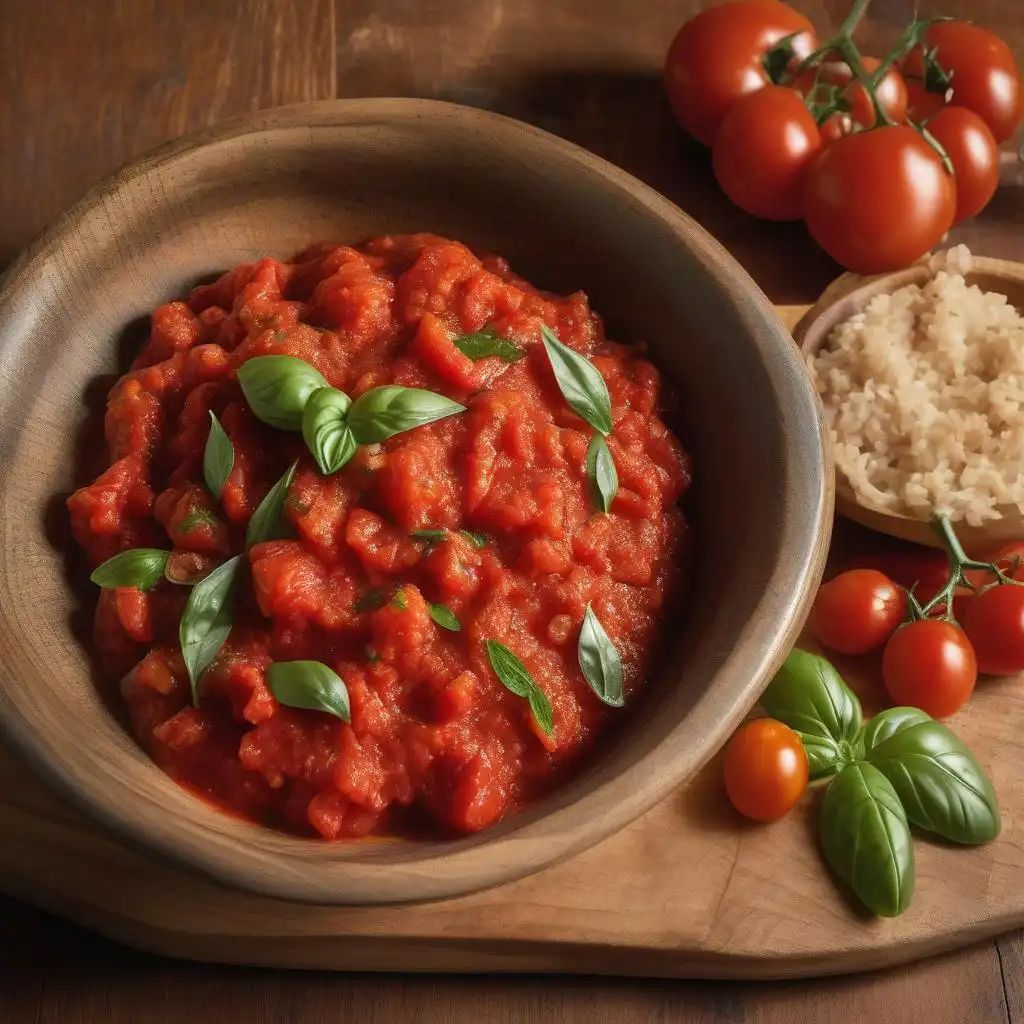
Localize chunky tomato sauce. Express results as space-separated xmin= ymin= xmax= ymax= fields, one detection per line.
xmin=67 ymin=234 xmax=692 ymax=839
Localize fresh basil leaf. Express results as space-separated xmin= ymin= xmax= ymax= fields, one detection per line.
xmin=347 ymin=385 xmax=465 ymax=445
xmin=578 ymin=603 xmax=623 ymax=707
xmin=820 ymin=762 xmax=915 ymax=918
xmin=585 ymin=433 xmax=618 ymax=513
xmin=90 ymin=548 xmax=170 ymax=591
xmin=412 ymin=528 xmax=449 ymax=543
xmin=204 ymin=411 xmax=234 ymax=499
xmin=179 ymin=555 xmax=242 ymax=706
xmin=863 ymin=708 xmax=1000 ymax=844
xmin=245 ymin=461 xmax=298 ymax=548
xmin=759 ymin=649 xmax=863 ymax=779
xmin=301 ymin=387 xmax=356 ymax=475
xmin=429 ymin=603 xmax=460 ymax=631
xmin=454 ymin=328 xmax=525 ymax=363
xmin=177 ymin=508 xmax=218 ymax=534
xmin=540 ymin=325 xmax=612 ymax=435
xmin=460 ymin=530 xmax=488 ymax=549
xmin=528 ymin=686 xmax=554 ymax=738
xmin=267 ymin=660 xmax=350 ymax=723
xmin=237 ymin=355 xmax=329 ymax=431
xmin=393 ymin=588 xmax=408 ymax=610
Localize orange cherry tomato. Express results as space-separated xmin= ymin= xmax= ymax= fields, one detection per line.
xmin=808 ymin=569 xmax=907 ymax=655
xmin=724 ymin=718 xmax=809 ymax=822
xmin=882 ymin=619 xmax=977 ymax=719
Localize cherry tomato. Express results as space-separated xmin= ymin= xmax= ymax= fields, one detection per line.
xmin=963 ymin=584 xmax=1024 ymax=676
xmin=925 ymin=106 xmax=1000 ymax=224
xmin=904 ymin=22 xmax=1021 ymax=143
xmin=904 ymin=77 xmax=948 ymax=124
xmin=882 ymin=619 xmax=977 ymax=718
xmin=845 ymin=549 xmax=948 ymax=596
xmin=664 ymin=1 xmax=818 ymax=145
xmin=971 ymin=541 xmax=1024 ymax=585
xmin=808 ymin=569 xmax=907 ymax=655
xmin=795 ymin=55 xmax=908 ymax=132
xmin=803 ymin=124 xmax=956 ymax=274
xmin=712 ymin=86 xmax=823 ymax=220
xmin=723 ymin=718 xmax=809 ymax=822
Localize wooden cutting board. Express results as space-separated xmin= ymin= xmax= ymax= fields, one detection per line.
xmin=2 ymin=303 xmax=1021 ymax=981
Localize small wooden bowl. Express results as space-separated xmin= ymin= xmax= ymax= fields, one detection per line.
xmin=795 ymin=255 xmax=1024 ymax=555
xmin=0 ymin=100 xmax=831 ymax=905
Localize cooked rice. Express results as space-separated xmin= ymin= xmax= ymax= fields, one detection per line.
xmin=807 ymin=246 xmax=1024 ymax=527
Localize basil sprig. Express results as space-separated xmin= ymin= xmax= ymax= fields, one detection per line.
xmin=347 ymin=385 xmax=465 ymax=445
xmin=541 ymin=325 xmax=612 ymax=435
xmin=429 ymin=603 xmax=460 ymax=631
xmin=759 ymin=649 xmax=863 ymax=779
xmin=578 ymin=603 xmax=623 ymax=707
xmin=863 ymin=707 xmax=1000 ymax=844
xmin=267 ymin=660 xmax=351 ymax=723
xmin=245 ymin=461 xmax=298 ymax=548
xmin=90 ymin=548 xmax=170 ymax=591
xmin=301 ymin=387 xmax=356 ymax=475
xmin=820 ymin=762 xmax=915 ymax=918
xmin=180 ymin=555 xmax=242 ymax=705
xmin=237 ymin=355 xmax=329 ymax=431
xmin=585 ymin=433 xmax=618 ymax=513
xmin=454 ymin=328 xmax=525 ymax=363
xmin=204 ymin=411 xmax=234 ymax=499
xmin=761 ymin=649 xmax=1000 ymax=917
xmin=486 ymin=640 xmax=554 ymax=737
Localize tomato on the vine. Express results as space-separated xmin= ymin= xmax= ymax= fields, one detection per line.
xmin=882 ymin=619 xmax=977 ymax=719
xmin=712 ymin=85 xmax=823 ymax=220
xmin=903 ymin=21 xmax=1021 ymax=142
xmin=795 ymin=55 xmax=908 ymax=135
xmin=664 ymin=0 xmax=818 ymax=145
xmin=905 ymin=78 xmax=948 ymax=124
xmin=723 ymin=718 xmax=808 ymax=822
xmin=808 ymin=568 xmax=906 ymax=655
xmin=802 ymin=124 xmax=956 ymax=274
xmin=963 ymin=585 xmax=1024 ymax=676
xmin=925 ymin=106 xmax=1000 ymax=224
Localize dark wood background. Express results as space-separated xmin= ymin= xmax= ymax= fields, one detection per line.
xmin=2 ymin=0 xmax=1023 ymax=1020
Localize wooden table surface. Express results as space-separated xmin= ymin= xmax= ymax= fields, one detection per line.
xmin=2 ymin=0 xmax=1022 ymax=1020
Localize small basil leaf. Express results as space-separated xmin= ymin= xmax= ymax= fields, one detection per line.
xmin=203 ymin=411 xmax=234 ymax=499
xmin=412 ymin=528 xmax=449 ymax=543
xmin=454 ymin=329 xmax=525 ymax=363
xmin=301 ymin=387 xmax=356 ymax=475
xmin=267 ymin=660 xmax=351 ymax=723
xmin=429 ymin=603 xmax=461 ymax=631
xmin=528 ymin=686 xmax=554 ymax=738
xmin=246 ymin=461 xmax=298 ymax=548
xmin=578 ymin=603 xmax=624 ymax=707
xmin=585 ymin=433 xmax=618 ymax=513
xmin=759 ymin=649 xmax=862 ymax=779
xmin=540 ymin=325 xmax=612 ymax=435
xmin=864 ymin=708 xmax=1000 ymax=844
xmin=237 ymin=355 xmax=329 ymax=431
xmin=90 ymin=549 xmax=170 ymax=591
xmin=820 ymin=762 xmax=915 ymax=918
xmin=392 ymin=587 xmax=408 ymax=610
xmin=180 ymin=555 xmax=242 ymax=706
xmin=460 ymin=530 xmax=488 ymax=549
xmin=347 ymin=385 xmax=465 ymax=445
xmin=177 ymin=507 xmax=218 ymax=534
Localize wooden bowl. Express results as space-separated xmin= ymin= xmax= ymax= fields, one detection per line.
xmin=0 ymin=99 xmax=831 ymax=905
xmin=795 ymin=255 xmax=1024 ymax=555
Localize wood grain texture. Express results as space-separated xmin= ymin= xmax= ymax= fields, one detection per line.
xmin=0 ymin=100 xmax=830 ymax=906
xmin=795 ymin=256 xmax=1024 ymax=553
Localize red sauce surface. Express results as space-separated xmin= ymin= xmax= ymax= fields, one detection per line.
xmin=67 ymin=234 xmax=692 ymax=839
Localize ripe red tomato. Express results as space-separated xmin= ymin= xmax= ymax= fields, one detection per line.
xmin=808 ymin=569 xmax=907 ymax=655
xmin=712 ymin=86 xmax=823 ymax=220
xmin=723 ymin=718 xmax=809 ymax=822
xmin=904 ymin=77 xmax=948 ymax=124
xmin=972 ymin=541 xmax=1024 ymax=584
xmin=795 ymin=55 xmax=908 ymax=132
xmin=803 ymin=125 xmax=956 ymax=274
xmin=925 ymin=106 xmax=1000 ymax=224
xmin=664 ymin=1 xmax=818 ymax=145
xmin=882 ymin=619 xmax=977 ymax=718
xmin=963 ymin=584 xmax=1024 ymax=676
xmin=904 ymin=22 xmax=1021 ymax=142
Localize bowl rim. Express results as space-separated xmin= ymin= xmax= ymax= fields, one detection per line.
xmin=0 ymin=97 xmax=832 ymax=905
